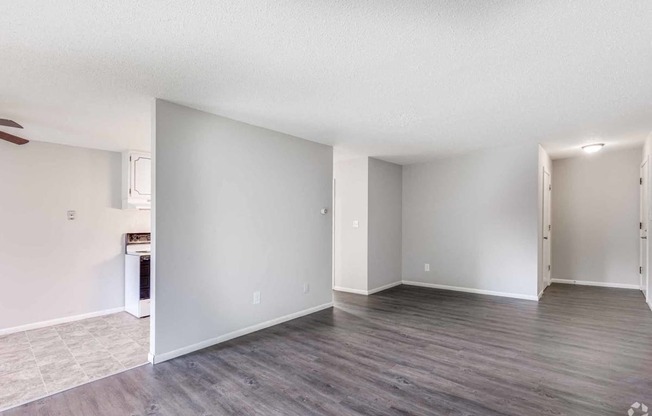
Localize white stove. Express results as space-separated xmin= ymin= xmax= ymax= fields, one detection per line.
xmin=126 ymin=245 xmax=151 ymax=255
xmin=125 ymin=233 xmax=151 ymax=318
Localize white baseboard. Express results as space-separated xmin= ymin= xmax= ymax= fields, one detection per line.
xmin=150 ymin=302 xmax=333 ymax=364
xmin=368 ymin=281 xmax=402 ymax=295
xmin=538 ymin=288 xmax=545 ymax=299
xmin=332 ymin=286 xmax=368 ymax=295
xmin=0 ymin=307 xmax=126 ymax=336
xmin=551 ymin=278 xmax=640 ymax=290
xmin=333 ymin=281 xmax=402 ymax=296
xmin=402 ymin=280 xmax=538 ymax=301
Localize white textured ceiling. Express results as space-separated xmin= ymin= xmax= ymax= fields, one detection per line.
xmin=1 ymin=1 xmax=651 ymax=163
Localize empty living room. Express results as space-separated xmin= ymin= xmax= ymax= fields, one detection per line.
xmin=1 ymin=2 xmax=651 ymax=415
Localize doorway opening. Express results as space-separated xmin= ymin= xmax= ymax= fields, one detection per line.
xmin=0 ymin=146 xmax=153 ymax=412
xmin=544 ymin=146 xmax=648 ymax=308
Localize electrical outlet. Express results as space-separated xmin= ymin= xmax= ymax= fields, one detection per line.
xmin=253 ymin=291 xmax=261 ymax=304
xmin=352 ymin=220 xmax=359 ymax=228
xmin=303 ymin=283 xmax=310 ymax=294
xmin=424 ymin=263 xmax=430 ymax=272
xmin=67 ymin=210 xmax=76 ymax=221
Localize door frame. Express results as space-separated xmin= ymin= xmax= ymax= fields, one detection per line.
xmin=542 ymin=167 xmax=552 ymax=287
xmin=640 ymin=157 xmax=649 ymax=300
xmin=332 ymin=177 xmax=336 ymax=290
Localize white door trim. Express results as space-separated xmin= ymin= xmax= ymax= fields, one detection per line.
xmin=641 ymin=157 xmax=649 ymax=300
xmin=542 ymin=167 xmax=552 ymax=287
xmin=332 ymin=177 xmax=336 ymax=291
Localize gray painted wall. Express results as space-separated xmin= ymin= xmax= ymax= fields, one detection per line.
xmin=368 ymin=158 xmax=402 ymax=291
xmin=0 ymin=141 xmax=150 ymax=330
xmin=551 ymin=148 xmax=640 ymax=286
xmin=154 ymin=100 xmax=333 ymax=358
xmin=402 ymin=144 xmax=539 ymax=298
xmin=333 ymin=157 xmax=368 ymax=291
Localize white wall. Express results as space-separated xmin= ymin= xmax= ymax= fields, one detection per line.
xmin=333 ymin=157 xmax=368 ymax=292
xmin=551 ymin=148 xmax=641 ymax=286
xmin=402 ymin=143 xmax=539 ymax=299
xmin=154 ymin=100 xmax=333 ymax=360
xmin=368 ymin=158 xmax=402 ymax=291
xmin=537 ymin=145 xmax=552 ymax=295
xmin=0 ymin=141 xmax=150 ymax=330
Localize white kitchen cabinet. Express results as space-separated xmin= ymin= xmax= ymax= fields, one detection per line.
xmin=122 ymin=151 xmax=151 ymax=209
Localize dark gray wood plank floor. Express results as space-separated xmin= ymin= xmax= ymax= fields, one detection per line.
xmin=3 ymin=284 xmax=652 ymax=416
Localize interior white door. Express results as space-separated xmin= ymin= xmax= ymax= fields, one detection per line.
xmin=543 ymin=169 xmax=552 ymax=286
xmin=640 ymin=158 xmax=649 ymax=299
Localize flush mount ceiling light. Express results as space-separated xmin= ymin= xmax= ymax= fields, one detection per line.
xmin=581 ymin=143 xmax=605 ymax=154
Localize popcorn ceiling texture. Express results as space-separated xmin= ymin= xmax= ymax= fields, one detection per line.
xmin=1 ymin=1 xmax=650 ymax=163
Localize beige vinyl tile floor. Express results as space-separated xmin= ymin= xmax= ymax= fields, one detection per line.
xmin=0 ymin=312 xmax=149 ymax=412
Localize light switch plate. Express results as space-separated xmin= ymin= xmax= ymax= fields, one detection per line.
xmin=253 ymin=291 xmax=261 ymax=304
xmin=425 ymin=263 xmax=430 ymax=272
